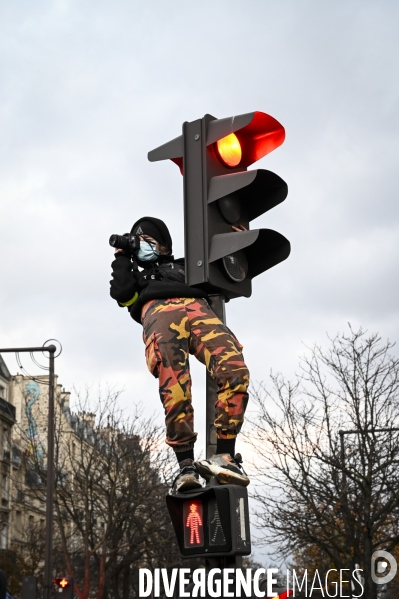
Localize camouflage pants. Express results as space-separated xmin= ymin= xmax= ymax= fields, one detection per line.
xmin=141 ymin=297 xmax=250 ymax=451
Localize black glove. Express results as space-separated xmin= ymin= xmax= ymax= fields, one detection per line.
xmin=110 ymin=254 xmax=138 ymax=303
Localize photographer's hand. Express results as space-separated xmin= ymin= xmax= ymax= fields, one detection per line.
xmin=114 ymin=248 xmax=125 ymax=255
xmin=232 ymin=224 xmax=247 ymax=232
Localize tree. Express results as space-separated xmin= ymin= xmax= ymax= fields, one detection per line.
xmin=247 ymin=326 xmax=399 ymax=599
xmin=52 ymin=387 xmax=180 ymax=599
xmin=9 ymin=382 xmax=181 ymax=599
xmin=0 ymin=518 xmax=45 ymax=598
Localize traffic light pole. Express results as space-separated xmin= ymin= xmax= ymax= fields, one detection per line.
xmin=205 ymin=296 xmax=246 ymax=577
xmin=206 ymin=295 xmax=226 ymax=459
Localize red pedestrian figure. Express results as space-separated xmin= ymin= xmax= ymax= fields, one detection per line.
xmin=186 ymin=503 xmax=203 ymax=544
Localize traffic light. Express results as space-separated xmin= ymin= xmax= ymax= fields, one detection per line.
xmin=54 ymin=577 xmax=74 ymax=597
xmin=166 ymin=484 xmax=251 ymax=558
xmin=0 ymin=569 xmax=6 ymax=599
xmin=148 ymin=111 xmax=290 ymax=298
xmin=21 ymin=576 xmax=37 ymax=599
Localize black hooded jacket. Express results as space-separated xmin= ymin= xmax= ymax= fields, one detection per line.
xmin=110 ymin=253 xmax=208 ymax=323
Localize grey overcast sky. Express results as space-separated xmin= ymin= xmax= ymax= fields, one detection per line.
xmin=1 ymin=1 xmax=399 ymax=447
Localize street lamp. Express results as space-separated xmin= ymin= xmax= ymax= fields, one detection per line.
xmin=0 ymin=341 xmax=61 ymax=599
xmin=338 ymin=427 xmax=399 ymax=598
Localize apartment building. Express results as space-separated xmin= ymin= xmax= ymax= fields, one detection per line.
xmin=0 ymin=355 xmax=16 ymax=551
xmin=0 ymin=355 xmax=75 ymax=555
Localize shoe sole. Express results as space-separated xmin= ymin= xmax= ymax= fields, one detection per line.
xmin=195 ymin=461 xmax=249 ymax=487
xmin=175 ymin=479 xmax=203 ymax=493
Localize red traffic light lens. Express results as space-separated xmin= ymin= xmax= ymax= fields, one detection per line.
xmin=54 ymin=578 xmax=70 ymax=588
xmin=183 ymin=500 xmax=204 ymax=548
xmin=216 ymin=133 xmax=242 ymax=167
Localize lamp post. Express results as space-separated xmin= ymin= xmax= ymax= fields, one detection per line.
xmin=339 ymin=427 xmax=399 ymax=487
xmin=339 ymin=427 xmax=399 ymax=597
xmin=0 ymin=342 xmax=59 ymax=599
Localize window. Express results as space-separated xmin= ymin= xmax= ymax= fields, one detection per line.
xmin=0 ymin=386 xmax=5 ymax=399
xmin=0 ymin=522 xmax=7 ymax=549
xmin=3 ymin=428 xmax=9 ymax=450
xmin=1 ymin=474 xmax=9 ymax=506
xmin=3 ymin=428 xmax=10 ymax=459
xmin=16 ymin=511 xmax=22 ymax=536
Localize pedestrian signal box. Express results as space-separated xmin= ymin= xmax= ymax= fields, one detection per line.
xmin=166 ymin=484 xmax=251 ymax=558
xmin=54 ymin=577 xmax=74 ymax=597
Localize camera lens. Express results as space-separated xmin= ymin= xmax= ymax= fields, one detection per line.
xmin=109 ymin=234 xmax=130 ymax=251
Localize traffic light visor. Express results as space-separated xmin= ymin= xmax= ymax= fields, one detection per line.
xmin=216 ymin=133 xmax=242 ymax=167
xmin=208 ymin=111 xmax=285 ymax=168
xmin=239 ymin=111 xmax=285 ymax=164
xmin=148 ymin=110 xmax=285 ymax=173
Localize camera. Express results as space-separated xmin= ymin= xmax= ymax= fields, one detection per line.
xmin=109 ymin=233 xmax=140 ymax=254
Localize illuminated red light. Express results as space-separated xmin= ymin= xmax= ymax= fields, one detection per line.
xmin=54 ymin=578 xmax=69 ymax=588
xmin=216 ymin=133 xmax=242 ymax=167
xmin=186 ymin=502 xmax=203 ymax=544
xmin=183 ymin=500 xmax=204 ymax=548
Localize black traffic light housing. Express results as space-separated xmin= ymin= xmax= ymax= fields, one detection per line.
xmin=21 ymin=576 xmax=37 ymax=599
xmin=54 ymin=577 xmax=74 ymax=597
xmin=0 ymin=569 xmax=6 ymax=599
xmin=166 ymin=483 xmax=251 ymax=558
xmin=148 ymin=111 xmax=290 ymax=299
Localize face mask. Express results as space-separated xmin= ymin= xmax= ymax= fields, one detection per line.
xmin=135 ymin=240 xmax=159 ymax=262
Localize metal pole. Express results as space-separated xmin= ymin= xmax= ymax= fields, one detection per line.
xmin=338 ymin=427 xmax=399 ymax=598
xmin=43 ymin=346 xmax=56 ymax=599
xmin=206 ymin=295 xmax=226 ymax=459
xmin=205 ymin=297 xmax=244 ymax=572
xmin=339 ymin=430 xmax=346 ymax=493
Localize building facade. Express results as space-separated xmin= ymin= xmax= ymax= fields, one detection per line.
xmin=0 ymin=355 xmax=16 ymax=551
xmin=0 ymin=355 xmax=75 ymax=556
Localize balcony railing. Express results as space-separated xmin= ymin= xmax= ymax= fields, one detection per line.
xmin=0 ymin=397 xmax=16 ymax=420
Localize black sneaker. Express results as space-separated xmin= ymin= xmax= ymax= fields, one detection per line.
xmin=195 ymin=453 xmax=250 ymax=487
xmin=171 ymin=459 xmax=202 ymax=494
